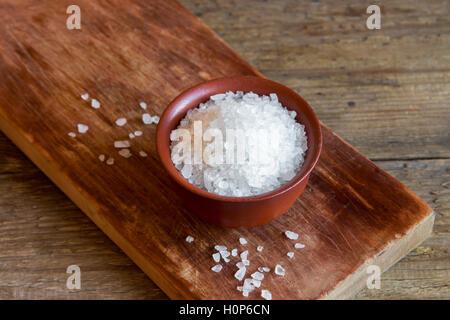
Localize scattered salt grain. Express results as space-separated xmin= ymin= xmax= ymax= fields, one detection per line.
xmin=239 ymin=238 xmax=247 ymax=245
xmin=170 ymin=91 xmax=308 ymax=197
xmin=274 ymin=264 xmax=286 ymax=277
xmin=251 ymin=279 xmax=261 ymax=288
xmin=152 ymin=115 xmax=160 ymax=124
xmin=240 ymin=250 xmax=248 ymax=261
xmin=91 ymin=99 xmax=100 ymax=109
xmin=251 ymin=272 xmax=264 ymax=281
xmin=236 ymin=262 xmax=245 ymax=269
xmin=139 ymin=102 xmax=147 ymax=110
xmin=285 ymin=230 xmax=299 ymax=240
xmin=118 ymin=149 xmax=132 ymax=158
xmin=262 ymin=267 xmax=270 ymax=272
xmin=139 ymin=151 xmax=148 ymax=157
xmin=234 ymin=267 xmax=246 ymax=281
xmin=242 ymin=290 xmax=249 ymax=297
xmin=231 ymin=249 xmax=238 ymax=257
xmin=295 ymin=243 xmax=305 ymax=249
xmin=115 ymin=118 xmax=127 ymax=126
xmin=220 ymin=250 xmax=231 ymax=263
xmin=257 ymin=246 xmax=263 ymax=252
xmin=134 ymin=130 xmax=143 ymax=136
xmin=258 ymin=267 xmax=264 ymax=273
xmin=68 ymin=132 xmax=76 ymax=138
xmin=214 ymin=245 xmax=227 ymax=252
xmin=212 ymin=253 xmax=220 ymax=263
xmin=211 ymin=264 xmax=222 ymax=273
xmin=287 ymin=252 xmax=294 ymax=259
xmin=261 ymin=290 xmax=272 ymax=300
xmin=185 ymin=236 xmax=194 ymax=243
xmin=237 ymin=286 xmax=243 ymax=292
xmin=81 ymin=93 xmax=89 ymax=101
xmin=77 ymin=124 xmax=89 ymax=134
xmin=129 ymin=133 xmax=135 ymax=139
xmin=114 ymin=140 xmax=130 ymax=148
xmin=98 ymin=154 xmax=105 ymax=162
xmin=106 ymin=157 xmax=114 ymax=165
xmin=142 ymin=113 xmax=152 ymax=124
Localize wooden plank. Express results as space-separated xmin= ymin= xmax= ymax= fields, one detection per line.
xmin=185 ymin=0 xmax=450 ymax=160
xmin=0 ymin=0 xmax=434 ymax=299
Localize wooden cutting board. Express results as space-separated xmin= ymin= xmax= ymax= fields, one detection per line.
xmin=0 ymin=0 xmax=434 ymax=299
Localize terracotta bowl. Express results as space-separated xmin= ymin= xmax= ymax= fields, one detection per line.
xmin=156 ymin=76 xmax=322 ymax=228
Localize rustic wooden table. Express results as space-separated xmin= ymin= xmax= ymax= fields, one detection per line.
xmin=0 ymin=0 xmax=448 ymax=299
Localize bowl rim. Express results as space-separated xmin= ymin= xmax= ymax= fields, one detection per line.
xmin=156 ymin=75 xmax=322 ymax=203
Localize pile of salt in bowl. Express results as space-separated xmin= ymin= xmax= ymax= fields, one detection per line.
xmin=170 ymin=91 xmax=308 ymax=197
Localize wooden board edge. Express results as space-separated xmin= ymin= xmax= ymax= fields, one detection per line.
xmin=322 ymin=211 xmax=435 ymax=300
xmin=0 ymin=111 xmax=197 ymax=300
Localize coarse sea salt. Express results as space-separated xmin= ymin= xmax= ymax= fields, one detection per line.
xmin=185 ymin=236 xmax=194 ymax=243
xmin=139 ymin=151 xmax=148 ymax=157
xmin=261 ymin=290 xmax=272 ymax=300
xmin=211 ymin=264 xmax=222 ymax=273
xmin=68 ymin=132 xmax=76 ymax=138
xmin=134 ymin=130 xmax=143 ymax=136
xmin=106 ymin=157 xmax=114 ymax=165
xmin=81 ymin=93 xmax=89 ymax=101
xmin=295 ymin=243 xmax=305 ymax=249
xmin=98 ymin=154 xmax=105 ymax=162
xmin=257 ymin=246 xmax=263 ymax=252
xmin=287 ymin=252 xmax=294 ymax=259
xmin=251 ymin=272 xmax=264 ymax=281
xmin=170 ymin=91 xmax=307 ymax=197
xmin=234 ymin=267 xmax=246 ymax=281
xmin=77 ymin=124 xmax=89 ymax=133
xmin=114 ymin=140 xmax=130 ymax=148
xmin=239 ymin=238 xmax=247 ymax=245
xmin=115 ymin=118 xmax=127 ymax=126
xmin=129 ymin=133 xmax=135 ymax=139
xmin=285 ymin=230 xmax=299 ymax=240
xmin=240 ymin=250 xmax=248 ymax=261
xmin=118 ymin=149 xmax=132 ymax=158
xmin=274 ymin=264 xmax=285 ymax=277
xmin=91 ymin=99 xmax=100 ymax=109
xmin=212 ymin=253 xmax=220 ymax=263
xmin=231 ymin=249 xmax=238 ymax=257
xmin=139 ymin=102 xmax=147 ymax=110
xmin=214 ymin=245 xmax=227 ymax=252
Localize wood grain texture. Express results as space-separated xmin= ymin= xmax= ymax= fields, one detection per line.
xmin=0 ymin=0 xmax=442 ymax=298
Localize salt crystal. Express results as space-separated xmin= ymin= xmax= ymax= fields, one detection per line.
xmin=287 ymin=252 xmax=294 ymax=259
xmin=98 ymin=154 xmax=105 ymax=162
xmin=129 ymin=133 xmax=135 ymax=139
xmin=106 ymin=157 xmax=114 ymax=165
xmin=91 ymin=99 xmax=100 ymax=109
xmin=134 ymin=130 xmax=143 ymax=136
xmin=152 ymin=115 xmax=160 ymax=124
xmin=139 ymin=102 xmax=147 ymax=110
xmin=236 ymin=262 xmax=245 ymax=269
xmin=274 ymin=264 xmax=286 ymax=277
xmin=261 ymin=290 xmax=272 ymax=300
xmin=285 ymin=231 xmax=299 ymax=240
xmin=239 ymin=238 xmax=247 ymax=245
xmin=170 ymin=91 xmax=308 ymax=197
xmin=139 ymin=151 xmax=148 ymax=157
xmin=243 ymin=278 xmax=255 ymax=291
xmin=212 ymin=253 xmax=220 ymax=263
xmin=118 ymin=149 xmax=132 ymax=158
xmin=185 ymin=236 xmax=194 ymax=243
xmin=142 ymin=113 xmax=152 ymax=124
xmin=81 ymin=93 xmax=89 ymax=101
xmin=231 ymin=249 xmax=238 ymax=257
xmin=237 ymin=286 xmax=243 ymax=292
xmin=242 ymin=290 xmax=249 ymax=297
xmin=214 ymin=245 xmax=227 ymax=252
xmin=115 ymin=118 xmax=127 ymax=126
xmin=234 ymin=267 xmax=246 ymax=281
xmin=68 ymin=132 xmax=76 ymax=138
xmin=295 ymin=243 xmax=305 ymax=249
xmin=262 ymin=267 xmax=270 ymax=272
xmin=258 ymin=267 xmax=264 ymax=273
xmin=251 ymin=279 xmax=261 ymax=288
xmin=257 ymin=246 xmax=263 ymax=252
xmin=77 ymin=124 xmax=88 ymax=133
xmin=240 ymin=250 xmax=248 ymax=261
xmin=211 ymin=264 xmax=222 ymax=273
xmin=251 ymin=272 xmax=264 ymax=281
xmin=220 ymin=250 xmax=231 ymax=263
xmin=242 ymin=260 xmax=250 ymax=266
xmin=114 ymin=140 xmax=130 ymax=148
